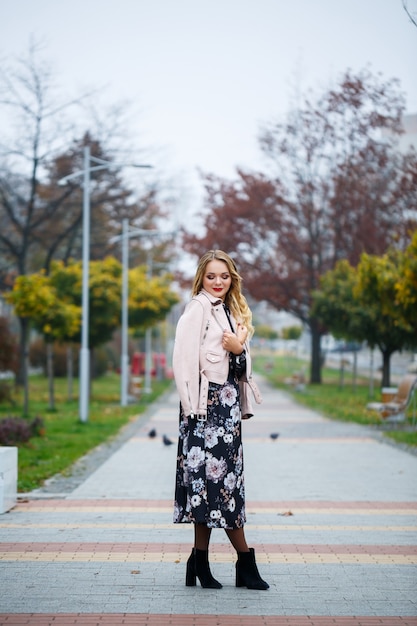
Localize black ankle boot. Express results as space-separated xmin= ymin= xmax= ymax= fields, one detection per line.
xmin=185 ymin=548 xmax=222 ymax=589
xmin=236 ymin=548 xmax=269 ymax=590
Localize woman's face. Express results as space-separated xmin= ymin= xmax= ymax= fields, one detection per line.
xmin=202 ymin=259 xmax=232 ymax=301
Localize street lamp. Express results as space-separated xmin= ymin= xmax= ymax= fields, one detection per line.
xmin=58 ymin=146 xmax=151 ymax=422
xmin=112 ymin=223 xmax=158 ymax=405
xmin=111 ymin=222 xmax=178 ymax=405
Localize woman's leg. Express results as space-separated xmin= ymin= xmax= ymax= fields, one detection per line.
xmin=225 ymin=527 xmax=269 ymax=590
xmin=194 ymin=523 xmax=212 ymax=550
xmin=186 ymin=523 xmax=222 ymax=589
xmin=225 ymin=527 xmax=249 ymax=552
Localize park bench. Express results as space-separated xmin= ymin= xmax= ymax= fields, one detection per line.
xmin=366 ymin=374 xmax=417 ymax=423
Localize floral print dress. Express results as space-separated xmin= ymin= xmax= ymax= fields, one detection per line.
xmin=173 ymin=366 xmax=246 ymax=529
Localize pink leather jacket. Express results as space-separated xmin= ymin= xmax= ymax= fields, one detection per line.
xmin=172 ymin=290 xmax=262 ymax=420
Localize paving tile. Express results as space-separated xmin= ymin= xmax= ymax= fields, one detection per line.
xmin=0 ymin=380 xmax=416 ymax=622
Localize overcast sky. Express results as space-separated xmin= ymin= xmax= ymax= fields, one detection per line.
xmin=1 ymin=0 xmax=417 ymax=216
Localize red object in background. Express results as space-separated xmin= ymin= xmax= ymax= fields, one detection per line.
xmin=130 ymin=352 xmax=167 ymax=377
xmin=131 ymin=352 xmax=144 ymax=375
xmin=153 ymin=352 xmax=166 ymax=371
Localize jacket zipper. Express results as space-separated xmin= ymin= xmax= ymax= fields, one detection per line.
xmin=201 ymin=319 xmax=210 ymax=344
xmin=211 ymin=307 xmax=226 ymax=331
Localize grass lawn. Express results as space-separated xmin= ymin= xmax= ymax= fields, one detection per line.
xmin=253 ymin=352 xmax=417 ymax=448
xmin=0 ymin=373 xmax=172 ymax=492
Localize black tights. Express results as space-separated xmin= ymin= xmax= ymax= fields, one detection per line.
xmin=194 ymin=523 xmax=250 ymax=553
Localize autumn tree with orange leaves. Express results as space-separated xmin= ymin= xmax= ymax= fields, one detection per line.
xmin=182 ymin=69 xmax=417 ymax=383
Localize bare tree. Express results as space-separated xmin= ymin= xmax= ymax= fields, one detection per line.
xmin=0 ymin=43 xmax=80 ymax=277
xmin=0 ymin=42 xmax=172 ymax=390
xmin=402 ymin=0 xmax=417 ymax=27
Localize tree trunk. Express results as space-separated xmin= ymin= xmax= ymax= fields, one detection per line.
xmin=381 ymin=350 xmax=392 ymax=387
xmin=67 ymin=345 xmax=73 ymax=402
xmin=16 ymin=317 xmax=30 ymax=415
xmin=368 ymin=348 xmax=375 ymax=399
xmin=309 ymin=319 xmax=322 ymax=384
xmin=16 ymin=317 xmax=28 ymax=386
xmin=339 ymin=353 xmax=345 ymax=389
xmin=46 ymin=341 xmax=55 ymax=411
xmin=352 ymin=350 xmax=358 ymax=392
xmin=23 ymin=333 xmax=30 ymax=416
xmin=89 ymin=347 xmax=94 ymax=396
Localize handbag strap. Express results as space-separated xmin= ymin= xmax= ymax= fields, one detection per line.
xmin=223 ymin=303 xmax=235 ymax=333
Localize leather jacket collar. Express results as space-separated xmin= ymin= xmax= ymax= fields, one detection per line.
xmin=199 ymin=289 xmax=223 ymax=307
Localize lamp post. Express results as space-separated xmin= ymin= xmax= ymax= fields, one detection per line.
xmin=115 ymin=223 xmax=158 ymax=405
xmin=113 ymin=225 xmax=162 ymax=405
xmin=143 ymin=249 xmax=153 ymax=395
xmin=121 ymin=218 xmax=129 ymax=407
xmin=112 ymin=224 xmax=176 ymax=405
xmin=58 ymin=147 xmax=151 ymax=422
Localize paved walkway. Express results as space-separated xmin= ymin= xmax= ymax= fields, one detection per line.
xmin=0 ymin=377 xmax=416 ymax=626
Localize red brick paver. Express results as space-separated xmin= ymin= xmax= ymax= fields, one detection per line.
xmin=13 ymin=499 xmax=417 ymax=510
xmin=0 ymin=615 xmax=417 ymax=626
xmin=1 ymin=541 xmax=417 ymax=555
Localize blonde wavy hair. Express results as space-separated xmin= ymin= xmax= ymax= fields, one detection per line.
xmin=191 ymin=249 xmax=254 ymax=339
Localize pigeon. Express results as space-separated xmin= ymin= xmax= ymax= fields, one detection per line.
xmin=148 ymin=428 xmax=157 ymax=438
xmin=163 ymin=434 xmax=174 ymax=446
xmin=270 ymin=433 xmax=280 ymax=440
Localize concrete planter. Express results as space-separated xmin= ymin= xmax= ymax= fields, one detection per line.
xmin=0 ymin=446 xmax=18 ymax=514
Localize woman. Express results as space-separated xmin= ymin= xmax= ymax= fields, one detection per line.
xmin=172 ymin=249 xmax=269 ymax=590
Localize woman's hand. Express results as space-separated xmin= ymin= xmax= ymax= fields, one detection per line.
xmin=236 ymin=323 xmax=248 ymax=346
xmin=222 ymin=329 xmax=245 ymax=355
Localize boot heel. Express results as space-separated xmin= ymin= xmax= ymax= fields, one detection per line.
xmin=185 ymin=570 xmax=196 ymax=586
